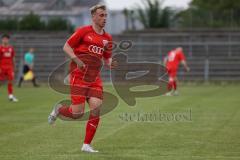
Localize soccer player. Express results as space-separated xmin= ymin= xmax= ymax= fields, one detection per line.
xmin=18 ymin=48 xmax=40 ymax=87
xmin=48 ymin=4 xmax=116 ymax=153
xmin=164 ymin=47 xmax=190 ymax=96
xmin=0 ymin=34 xmax=18 ymax=102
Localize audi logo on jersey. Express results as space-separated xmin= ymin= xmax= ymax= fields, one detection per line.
xmin=4 ymin=52 xmax=11 ymax=57
xmin=88 ymin=45 xmax=104 ymax=55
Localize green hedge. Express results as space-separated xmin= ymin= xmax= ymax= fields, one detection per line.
xmin=0 ymin=12 xmax=73 ymax=31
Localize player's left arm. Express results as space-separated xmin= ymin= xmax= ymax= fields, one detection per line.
xmin=29 ymin=63 xmax=34 ymax=70
xmin=181 ymin=60 xmax=190 ymax=72
xmin=103 ymin=36 xmax=117 ymax=69
xmin=12 ymin=47 xmax=16 ymax=70
xmin=179 ymin=53 xmax=190 ymax=72
xmin=104 ymin=57 xmax=117 ymax=69
xmin=30 ymin=55 xmax=34 ymax=70
xmin=163 ymin=56 xmax=168 ymax=67
xmin=31 ymin=63 xmax=34 ymax=69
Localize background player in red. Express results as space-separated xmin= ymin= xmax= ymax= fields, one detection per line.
xmin=164 ymin=47 xmax=190 ymax=96
xmin=48 ymin=4 xmax=116 ymax=153
xmin=0 ymin=34 xmax=18 ymax=102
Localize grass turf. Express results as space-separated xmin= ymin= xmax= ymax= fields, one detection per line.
xmin=0 ymin=84 xmax=239 ymax=160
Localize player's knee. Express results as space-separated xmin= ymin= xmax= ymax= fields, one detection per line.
xmin=72 ymin=112 xmax=84 ymax=119
xmin=71 ymin=104 xmax=85 ymax=119
xmin=72 ymin=109 xmax=84 ymax=119
xmin=90 ymin=104 xmax=102 ymax=116
xmin=169 ymin=76 xmax=176 ymax=82
xmin=90 ymin=107 xmax=101 ymax=117
xmin=89 ymin=98 xmax=102 ymax=107
xmin=95 ymin=100 xmax=102 ymax=107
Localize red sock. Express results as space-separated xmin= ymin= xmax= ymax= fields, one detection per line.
xmin=59 ymin=105 xmax=75 ymax=119
xmin=167 ymin=81 xmax=173 ymax=91
xmin=173 ymin=81 xmax=177 ymax=90
xmin=8 ymin=82 xmax=13 ymax=95
xmin=84 ymin=114 xmax=100 ymax=144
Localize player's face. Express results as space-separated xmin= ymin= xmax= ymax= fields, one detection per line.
xmin=2 ymin=37 xmax=9 ymax=45
xmin=176 ymin=47 xmax=183 ymax=52
xmin=93 ymin=9 xmax=107 ymax=28
xmin=29 ymin=48 xmax=35 ymax=53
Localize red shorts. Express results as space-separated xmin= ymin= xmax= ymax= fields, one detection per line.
xmin=0 ymin=67 xmax=14 ymax=81
xmin=167 ymin=68 xmax=177 ymax=79
xmin=70 ymin=74 xmax=103 ymax=105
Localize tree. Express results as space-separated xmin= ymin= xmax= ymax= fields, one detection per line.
xmin=19 ymin=12 xmax=45 ymax=30
xmin=178 ymin=0 xmax=240 ymax=28
xmin=123 ymin=9 xmax=136 ymax=30
xmin=190 ymin=0 xmax=240 ymax=11
xmin=47 ymin=18 xmax=69 ymax=31
xmin=123 ymin=8 xmax=130 ymax=30
xmin=135 ymin=0 xmax=174 ymax=28
xmin=0 ymin=13 xmax=74 ymax=31
xmin=0 ymin=19 xmax=19 ymax=30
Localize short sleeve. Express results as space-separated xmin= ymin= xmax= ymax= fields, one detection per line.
xmin=178 ymin=51 xmax=185 ymax=61
xmin=103 ymin=35 xmax=112 ymax=59
xmin=12 ymin=47 xmax=15 ymax=57
xmin=67 ymin=27 xmax=87 ymax=49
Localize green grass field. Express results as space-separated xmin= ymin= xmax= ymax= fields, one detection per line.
xmin=0 ymin=84 xmax=240 ymax=160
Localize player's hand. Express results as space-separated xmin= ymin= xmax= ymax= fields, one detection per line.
xmin=29 ymin=65 xmax=34 ymax=70
xmin=110 ymin=59 xmax=118 ymax=69
xmin=72 ymin=57 xmax=85 ymax=70
xmin=78 ymin=63 xmax=86 ymax=70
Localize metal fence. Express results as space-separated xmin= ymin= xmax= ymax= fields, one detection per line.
xmin=112 ymin=40 xmax=240 ymax=82
xmin=7 ymin=31 xmax=240 ymax=82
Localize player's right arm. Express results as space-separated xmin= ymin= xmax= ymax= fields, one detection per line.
xmin=63 ymin=42 xmax=85 ymax=68
xmin=63 ymin=27 xmax=86 ymax=68
xmin=181 ymin=60 xmax=190 ymax=72
xmin=178 ymin=52 xmax=190 ymax=72
xmin=12 ymin=47 xmax=16 ymax=70
xmin=163 ymin=56 xmax=168 ymax=67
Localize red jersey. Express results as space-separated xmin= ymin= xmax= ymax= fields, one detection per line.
xmin=166 ymin=49 xmax=185 ymax=70
xmin=0 ymin=45 xmax=15 ymax=69
xmin=67 ymin=25 xmax=112 ymax=82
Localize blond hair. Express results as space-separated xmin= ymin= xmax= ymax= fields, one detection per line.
xmin=90 ymin=4 xmax=106 ymax=15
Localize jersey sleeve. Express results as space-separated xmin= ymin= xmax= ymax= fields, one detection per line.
xmin=103 ymin=35 xmax=112 ymax=59
xmin=67 ymin=27 xmax=87 ymax=49
xmin=12 ymin=47 xmax=15 ymax=57
xmin=0 ymin=46 xmax=2 ymax=58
